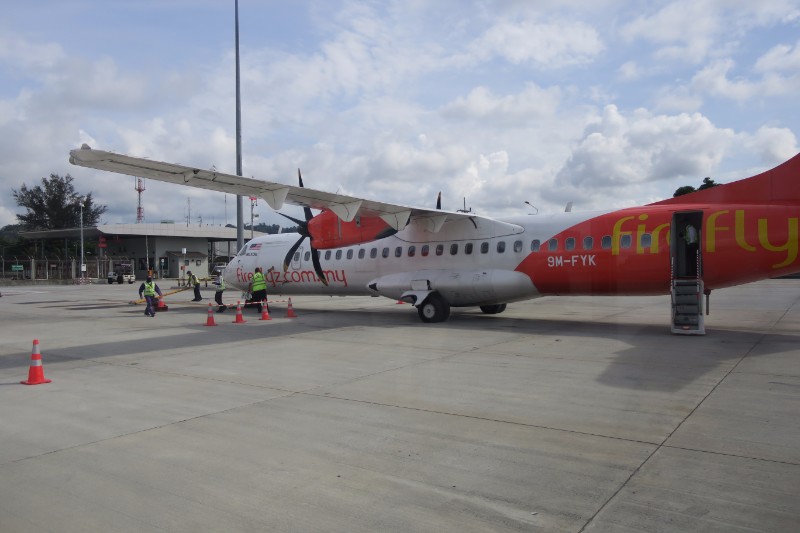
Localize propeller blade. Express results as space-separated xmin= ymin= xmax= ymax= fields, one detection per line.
xmin=310 ymin=247 xmax=328 ymax=286
xmin=297 ymin=169 xmax=313 ymax=221
xmin=436 ymin=191 xmax=441 ymax=210
xmin=283 ymin=235 xmax=305 ymax=272
xmin=277 ymin=211 xmax=305 ymax=227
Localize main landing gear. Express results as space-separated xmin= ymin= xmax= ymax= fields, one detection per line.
xmin=415 ymin=294 xmax=508 ymax=323
xmin=479 ymin=304 xmax=507 ymax=314
xmin=417 ymin=293 xmax=451 ymax=323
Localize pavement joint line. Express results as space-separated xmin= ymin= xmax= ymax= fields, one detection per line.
xmin=659 ymin=444 xmax=800 ymax=467
xmin=1 ymin=393 xmax=293 ymax=469
xmin=577 ymin=308 xmax=785 ymax=532
xmin=298 ymin=391 xmax=664 ymax=448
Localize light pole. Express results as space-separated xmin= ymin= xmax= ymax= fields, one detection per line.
xmin=250 ymin=197 xmax=258 ymax=240
xmin=79 ymin=198 xmax=85 ymax=279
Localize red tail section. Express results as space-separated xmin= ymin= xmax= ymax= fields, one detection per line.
xmin=651 ymin=153 xmax=800 ymax=206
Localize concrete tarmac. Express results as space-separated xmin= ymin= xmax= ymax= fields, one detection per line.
xmin=0 ymin=280 xmax=798 ymax=532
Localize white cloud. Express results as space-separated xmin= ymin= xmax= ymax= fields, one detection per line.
xmin=755 ymin=40 xmax=800 ymax=72
xmin=440 ymin=84 xmax=561 ymax=124
xmin=469 ymin=19 xmax=604 ymax=68
xmin=557 ymin=105 xmax=735 ymax=190
xmin=742 ymin=126 xmax=798 ymax=163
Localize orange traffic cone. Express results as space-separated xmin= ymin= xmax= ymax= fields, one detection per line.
xmin=156 ymin=297 xmax=168 ymax=312
xmin=259 ymin=300 xmax=271 ymax=321
xmin=21 ymin=339 xmax=51 ymax=385
xmin=233 ymin=301 xmax=247 ymax=323
xmin=286 ymin=297 xmax=298 ymax=318
xmin=204 ymin=303 xmax=217 ymax=326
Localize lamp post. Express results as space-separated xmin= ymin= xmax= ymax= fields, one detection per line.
xmin=79 ymin=198 xmax=85 ymax=279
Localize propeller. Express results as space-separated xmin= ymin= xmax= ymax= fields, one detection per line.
xmin=278 ymin=169 xmax=328 ymax=286
xmin=436 ymin=191 xmax=441 ymax=210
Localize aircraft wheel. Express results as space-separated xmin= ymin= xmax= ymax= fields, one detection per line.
xmin=479 ymin=303 xmax=507 ymax=314
xmin=417 ymin=293 xmax=451 ymax=323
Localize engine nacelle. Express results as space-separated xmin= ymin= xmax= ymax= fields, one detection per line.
xmin=367 ymin=269 xmax=538 ymax=307
xmin=308 ymin=210 xmax=397 ymax=249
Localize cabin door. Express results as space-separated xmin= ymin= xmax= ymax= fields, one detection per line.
xmin=671 ymin=211 xmax=703 ymax=279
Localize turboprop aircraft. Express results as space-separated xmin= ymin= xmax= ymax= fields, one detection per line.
xmin=70 ymin=145 xmax=800 ymax=334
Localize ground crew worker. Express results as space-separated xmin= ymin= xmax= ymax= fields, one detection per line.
xmin=188 ymin=270 xmax=202 ymax=301
xmin=214 ymin=273 xmax=227 ymax=313
xmin=138 ymin=276 xmax=163 ymax=317
xmin=249 ymin=266 xmax=268 ymax=313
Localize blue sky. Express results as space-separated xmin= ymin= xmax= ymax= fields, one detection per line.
xmin=1 ymin=0 xmax=798 ymax=228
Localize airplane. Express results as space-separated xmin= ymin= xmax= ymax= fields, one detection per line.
xmin=69 ymin=144 xmax=800 ymax=334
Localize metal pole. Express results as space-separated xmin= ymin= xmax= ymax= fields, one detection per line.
xmin=80 ymin=200 xmax=85 ymax=280
xmin=235 ymin=0 xmax=244 ymax=252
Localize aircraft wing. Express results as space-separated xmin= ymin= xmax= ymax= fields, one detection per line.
xmin=69 ymin=145 xmax=476 ymax=232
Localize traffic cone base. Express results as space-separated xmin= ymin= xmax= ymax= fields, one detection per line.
xmin=286 ymin=297 xmax=298 ymax=318
xmin=21 ymin=339 xmax=51 ymax=385
xmin=259 ymin=300 xmax=271 ymax=320
xmin=204 ymin=303 xmax=217 ymax=326
xmin=233 ymin=301 xmax=247 ymax=323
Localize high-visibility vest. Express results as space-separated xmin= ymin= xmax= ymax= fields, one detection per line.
xmin=143 ymin=281 xmax=156 ymax=297
xmin=251 ymin=272 xmax=267 ymax=291
xmin=216 ymin=277 xmax=225 ymax=291
xmin=190 ymin=274 xmax=199 ymax=286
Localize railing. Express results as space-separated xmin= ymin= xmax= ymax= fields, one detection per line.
xmin=0 ymin=257 xmax=109 ymax=282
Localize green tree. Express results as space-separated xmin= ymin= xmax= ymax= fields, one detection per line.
xmin=697 ymin=177 xmax=718 ymax=190
xmin=673 ymin=185 xmax=696 ymax=197
xmin=673 ymin=177 xmax=719 ymax=197
xmin=12 ymin=174 xmax=107 ymax=230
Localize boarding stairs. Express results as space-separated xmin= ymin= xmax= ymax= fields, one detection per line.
xmin=671 ymin=279 xmax=705 ymax=335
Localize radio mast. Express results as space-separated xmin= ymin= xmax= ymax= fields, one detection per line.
xmin=135 ymin=177 xmax=146 ymax=223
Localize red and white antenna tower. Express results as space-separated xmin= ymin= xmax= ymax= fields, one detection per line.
xmin=135 ymin=177 xmax=146 ymax=223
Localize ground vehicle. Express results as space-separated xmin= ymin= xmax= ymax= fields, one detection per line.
xmin=108 ymin=262 xmax=135 ymax=284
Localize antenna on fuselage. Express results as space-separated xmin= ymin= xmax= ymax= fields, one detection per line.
xmin=457 ymin=197 xmax=472 ymax=213
xmin=524 ymin=201 xmax=539 ymax=215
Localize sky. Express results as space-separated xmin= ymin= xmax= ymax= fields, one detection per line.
xmin=1 ymin=0 xmax=799 ymax=229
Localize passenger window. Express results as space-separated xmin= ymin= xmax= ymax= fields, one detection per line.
xmin=325 ymin=251 xmax=332 ymax=260
xmin=640 ymin=233 xmax=652 ymax=249
xmin=514 ymin=240 xmax=523 ymax=253
xmin=382 ymin=247 xmax=390 ymax=258
xmin=395 ymin=246 xmax=403 ymax=258
xmin=620 ymin=235 xmax=632 ymax=249
xmin=531 ymin=240 xmax=540 ymax=252
xmin=421 ymin=245 xmax=429 ymax=257
xmin=583 ymin=236 xmax=593 ymax=250
xmin=346 ymin=249 xmax=354 ymax=260
xmin=304 ymin=251 xmax=311 ymax=261
xmin=370 ymin=248 xmax=378 ymax=259
xmin=335 ymin=250 xmax=342 ymax=260
xmin=436 ymin=244 xmax=444 ymax=256
xmin=450 ymin=243 xmax=459 ymax=255
xmin=408 ymin=246 xmax=416 ymax=257
xmin=548 ymin=239 xmax=558 ymax=251
xmin=481 ymin=242 xmax=489 ymax=254
xmin=601 ymin=236 xmax=612 ymax=249
xmin=465 ymin=243 xmax=473 ymax=255
xmin=497 ymin=241 xmax=506 ymax=253
xmin=358 ymin=249 xmax=365 ymax=259
xmin=565 ymin=238 xmax=575 ymax=251
xmin=293 ymin=251 xmax=300 ymax=261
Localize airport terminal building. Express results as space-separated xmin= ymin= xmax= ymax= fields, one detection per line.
xmin=15 ymin=223 xmax=265 ymax=282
